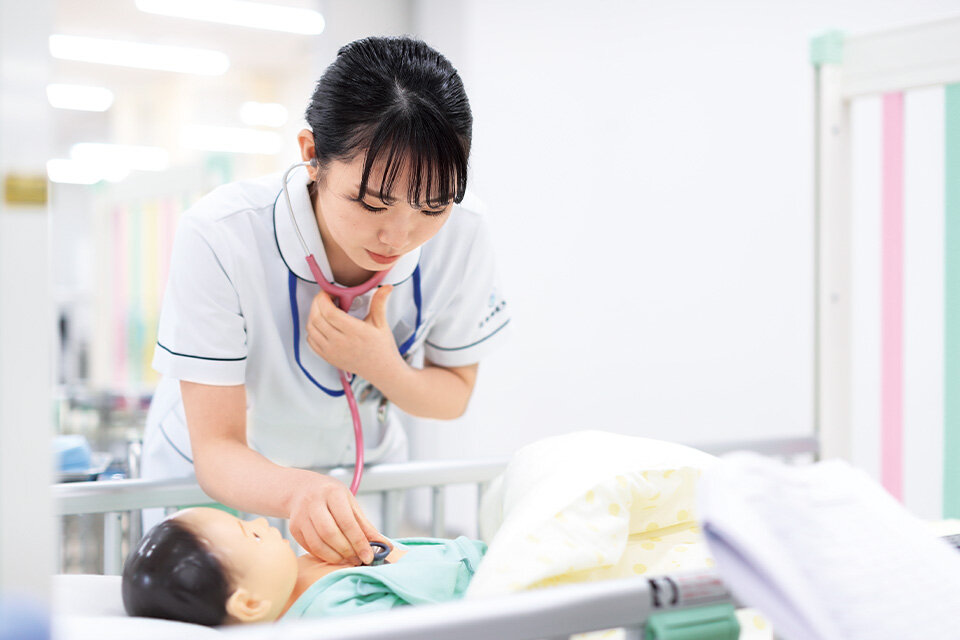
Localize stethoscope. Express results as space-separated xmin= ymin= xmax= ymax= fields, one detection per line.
xmin=281 ymin=158 xmax=389 ymax=496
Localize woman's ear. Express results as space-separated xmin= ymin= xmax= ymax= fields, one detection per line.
xmin=296 ymin=128 xmax=321 ymax=182
xmin=225 ymin=587 xmax=272 ymax=623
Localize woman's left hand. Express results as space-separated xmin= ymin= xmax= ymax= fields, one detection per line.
xmin=306 ymin=284 xmax=403 ymax=383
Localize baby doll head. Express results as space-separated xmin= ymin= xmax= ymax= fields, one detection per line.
xmin=122 ymin=507 xmax=298 ymax=626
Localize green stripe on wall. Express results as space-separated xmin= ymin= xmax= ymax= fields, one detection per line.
xmin=946 ymin=83 xmax=960 ymax=518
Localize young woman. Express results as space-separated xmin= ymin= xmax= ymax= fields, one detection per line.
xmin=141 ymin=36 xmax=511 ymax=566
xmin=122 ymin=508 xmax=485 ymax=625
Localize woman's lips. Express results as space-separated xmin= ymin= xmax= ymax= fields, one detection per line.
xmin=366 ymin=249 xmax=400 ymax=265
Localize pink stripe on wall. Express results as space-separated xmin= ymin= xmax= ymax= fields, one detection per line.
xmin=158 ymin=198 xmax=175 ymax=296
xmin=113 ymin=206 xmax=128 ymax=387
xmin=881 ymin=93 xmax=905 ymax=500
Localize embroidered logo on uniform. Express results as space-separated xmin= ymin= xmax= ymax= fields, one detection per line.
xmin=479 ymin=299 xmax=506 ymax=330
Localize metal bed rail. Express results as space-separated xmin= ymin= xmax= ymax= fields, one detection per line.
xmin=53 ymin=436 xmax=818 ymax=575
xmin=54 ymin=458 xmax=509 ymax=575
xmin=221 ymin=570 xmax=735 ymax=640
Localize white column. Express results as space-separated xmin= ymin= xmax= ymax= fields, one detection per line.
xmin=815 ymin=64 xmax=853 ymax=462
xmin=0 ymin=0 xmax=55 ymax=600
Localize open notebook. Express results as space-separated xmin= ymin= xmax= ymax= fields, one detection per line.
xmin=697 ymin=452 xmax=960 ymax=640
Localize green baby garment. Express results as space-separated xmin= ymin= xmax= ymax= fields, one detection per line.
xmin=283 ymin=537 xmax=486 ymax=619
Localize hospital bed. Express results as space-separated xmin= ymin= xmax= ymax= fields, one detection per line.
xmin=52 ymin=436 xmax=815 ymax=640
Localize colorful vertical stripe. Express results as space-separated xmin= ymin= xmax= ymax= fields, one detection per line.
xmin=881 ymin=93 xmax=905 ymax=501
xmin=851 ymin=87 xmax=960 ymax=518
xmin=143 ymin=201 xmax=160 ymax=384
xmin=112 ymin=206 xmax=128 ymax=387
xmin=945 ymin=83 xmax=960 ymax=518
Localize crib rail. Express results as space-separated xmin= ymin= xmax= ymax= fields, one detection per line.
xmin=53 ymin=436 xmax=818 ymax=576
xmin=53 ymin=458 xmax=508 ymax=515
xmin=54 ymin=458 xmax=508 ymax=575
xmin=223 ymin=570 xmax=735 ymax=640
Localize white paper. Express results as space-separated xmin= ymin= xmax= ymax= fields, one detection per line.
xmin=697 ymin=452 xmax=960 ymax=640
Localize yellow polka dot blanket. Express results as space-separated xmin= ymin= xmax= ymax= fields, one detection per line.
xmin=467 ymin=430 xmax=773 ymax=640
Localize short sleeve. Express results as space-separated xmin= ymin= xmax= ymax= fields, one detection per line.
xmin=424 ymin=219 xmax=511 ymax=367
xmin=152 ymin=214 xmax=247 ymax=385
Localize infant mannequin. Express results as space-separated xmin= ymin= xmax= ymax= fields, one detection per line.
xmin=122 ymin=507 xmax=483 ymax=626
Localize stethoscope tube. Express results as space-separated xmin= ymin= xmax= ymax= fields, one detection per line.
xmin=283 ymin=161 xmax=389 ymax=495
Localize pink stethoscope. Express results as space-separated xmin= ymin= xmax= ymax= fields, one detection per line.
xmin=282 ymin=159 xmax=388 ymax=495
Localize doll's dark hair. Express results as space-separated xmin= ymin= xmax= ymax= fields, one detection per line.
xmin=305 ymin=35 xmax=472 ymax=209
xmin=121 ymin=518 xmax=231 ymax=626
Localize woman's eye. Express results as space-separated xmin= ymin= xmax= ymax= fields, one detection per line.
xmin=355 ymin=199 xmax=387 ymax=213
xmin=253 ymin=532 xmax=261 ymax=541
xmin=423 ymin=208 xmax=446 ymax=217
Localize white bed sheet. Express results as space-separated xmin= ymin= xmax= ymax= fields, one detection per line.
xmin=52 ymin=574 xmax=223 ymax=640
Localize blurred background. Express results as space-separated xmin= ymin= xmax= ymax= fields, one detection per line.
xmin=2 ymin=0 xmax=960 ymax=576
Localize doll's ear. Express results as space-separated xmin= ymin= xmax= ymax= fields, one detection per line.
xmin=225 ymin=588 xmax=271 ymax=623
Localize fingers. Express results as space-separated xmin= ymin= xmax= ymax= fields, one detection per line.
xmin=310 ymin=292 xmax=345 ymax=333
xmin=310 ymin=506 xmax=362 ymax=563
xmin=328 ymin=492 xmax=376 ymax=564
xmin=290 ymin=518 xmax=343 ymax=563
xmin=351 ymin=499 xmax=385 ymax=543
xmin=364 ymin=285 xmax=393 ymax=326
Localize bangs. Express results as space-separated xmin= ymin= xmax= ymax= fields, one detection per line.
xmin=353 ymin=106 xmax=469 ymax=209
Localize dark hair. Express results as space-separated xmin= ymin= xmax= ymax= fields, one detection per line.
xmin=121 ymin=519 xmax=231 ymax=626
xmin=305 ymin=36 xmax=472 ymax=209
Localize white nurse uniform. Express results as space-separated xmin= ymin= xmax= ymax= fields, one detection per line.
xmin=140 ymin=166 xmax=510 ymax=484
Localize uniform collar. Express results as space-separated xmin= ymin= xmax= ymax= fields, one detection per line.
xmin=274 ymin=166 xmax=421 ymax=286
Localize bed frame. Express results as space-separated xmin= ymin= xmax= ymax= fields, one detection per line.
xmin=54 ymin=436 xmax=814 ymax=640
xmin=812 ymin=13 xmax=960 ymax=516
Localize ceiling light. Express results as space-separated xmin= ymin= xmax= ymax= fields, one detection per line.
xmin=70 ymin=143 xmax=169 ymax=172
xmin=181 ymin=125 xmax=283 ymax=154
xmin=49 ymin=35 xmax=229 ymax=75
xmin=46 ymin=84 xmax=114 ymax=112
xmin=136 ymin=0 xmax=324 ymax=35
xmin=240 ymin=102 xmax=288 ymax=127
xmin=46 ymin=159 xmax=116 ymax=185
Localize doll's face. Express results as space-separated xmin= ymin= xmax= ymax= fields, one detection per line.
xmin=174 ymin=508 xmax=298 ymax=623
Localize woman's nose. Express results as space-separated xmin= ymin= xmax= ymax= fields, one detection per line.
xmin=378 ymin=215 xmax=411 ymax=249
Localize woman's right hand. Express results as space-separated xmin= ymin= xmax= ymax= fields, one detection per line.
xmin=287 ymin=472 xmax=383 ymax=565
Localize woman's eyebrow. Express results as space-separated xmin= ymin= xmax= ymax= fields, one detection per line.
xmin=353 ymin=186 xmax=396 ymax=204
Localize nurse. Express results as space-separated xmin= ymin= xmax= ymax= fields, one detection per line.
xmin=141 ymin=36 xmax=510 ymax=566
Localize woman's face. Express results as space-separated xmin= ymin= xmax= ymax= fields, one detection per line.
xmin=312 ymin=152 xmax=453 ymax=276
xmin=174 ymin=508 xmax=297 ymax=623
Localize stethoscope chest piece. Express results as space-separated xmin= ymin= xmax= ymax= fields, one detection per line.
xmin=368 ymin=541 xmax=391 ymax=566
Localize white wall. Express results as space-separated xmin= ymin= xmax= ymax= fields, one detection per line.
xmin=0 ymin=0 xmax=55 ymax=601
xmin=404 ymin=0 xmax=960 ymax=465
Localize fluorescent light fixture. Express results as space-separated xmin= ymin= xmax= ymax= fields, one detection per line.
xmin=46 ymin=84 xmax=114 ymax=111
xmin=136 ymin=0 xmax=324 ymax=35
xmin=181 ymin=125 xmax=283 ymax=154
xmin=70 ymin=143 xmax=169 ymax=172
xmin=240 ymin=102 xmax=288 ymax=128
xmin=46 ymin=159 xmax=126 ymax=184
xmin=47 ymin=144 xmax=168 ymax=184
xmin=49 ymin=35 xmax=229 ymax=75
